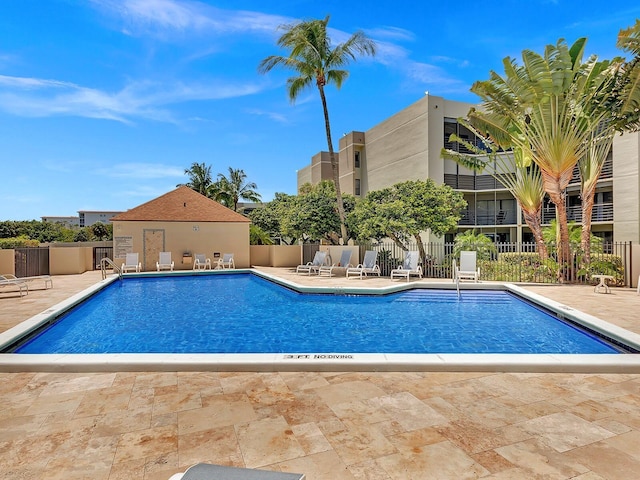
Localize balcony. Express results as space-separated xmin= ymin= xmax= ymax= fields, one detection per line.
xmin=459 ymin=209 xmax=518 ymax=226
xmin=539 ymin=203 xmax=613 ymax=224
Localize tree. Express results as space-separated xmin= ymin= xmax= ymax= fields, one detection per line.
xmin=211 ymin=167 xmax=261 ymax=212
xmin=250 ymin=225 xmax=274 ymax=245
xmin=441 ymin=121 xmax=548 ymax=259
xmin=179 ymin=162 xmax=214 ymax=196
xmin=282 ymin=181 xmax=356 ymax=244
xmin=453 ymin=230 xmax=497 ymax=261
xmin=90 ymin=222 xmax=109 ymax=241
xmin=469 ymin=38 xmax=616 ymax=280
xmin=350 ymin=179 xmax=466 ymax=263
xmin=248 ymin=193 xmax=296 ymax=244
xmin=258 ymin=16 xmax=376 ymax=241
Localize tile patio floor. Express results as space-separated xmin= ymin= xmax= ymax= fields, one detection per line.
xmin=0 ymin=269 xmax=639 ymax=479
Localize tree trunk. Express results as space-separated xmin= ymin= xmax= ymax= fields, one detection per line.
xmin=522 ymin=209 xmax=548 ymax=260
xmin=580 ymin=183 xmax=596 ymax=264
xmin=318 ymin=86 xmax=348 ymax=241
xmin=413 ymin=233 xmax=428 ymax=269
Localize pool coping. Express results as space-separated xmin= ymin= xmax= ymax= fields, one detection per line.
xmin=0 ymin=268 xmax=639 ymax=373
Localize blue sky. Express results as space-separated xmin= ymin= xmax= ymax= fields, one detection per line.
xmin=1 ymin=0 xmax=638 ymax=221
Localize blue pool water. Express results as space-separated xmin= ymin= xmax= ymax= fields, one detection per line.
xmin=14 ymin=274 xmax=620 ymax=354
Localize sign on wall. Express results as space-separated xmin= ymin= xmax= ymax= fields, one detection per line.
xmin=114 ymin=236 xmax=133 ymax=258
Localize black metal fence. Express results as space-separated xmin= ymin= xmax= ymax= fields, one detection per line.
xmin=93 ymin=246 xmax=113 ymax=269
xmin=350 ymin=241 xmax=632 ymax=286
xmin=14 ymin=247 xmax=50 ymax=278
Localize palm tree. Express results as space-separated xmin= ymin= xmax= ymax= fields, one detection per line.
xmin=442 ymin=120 xmax=548 ymax=259
xmin=258 ymin=16 xmax=376 ymax=241
xmin=212 ymin=167 xmax=261 ymax=212
xmin=469 ymin=39 xmax=615 ymax=280
xmin=179 ymin=162 xmax=214 ymax=196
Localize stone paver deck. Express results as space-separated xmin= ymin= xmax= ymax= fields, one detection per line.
xmin=0 ymin=269 xmax=639 ymax=479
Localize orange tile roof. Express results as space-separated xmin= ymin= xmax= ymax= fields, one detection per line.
xmin=111 ymin=186 xmax=251 ymax=223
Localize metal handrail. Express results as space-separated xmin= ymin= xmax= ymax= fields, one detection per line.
xmin=100 ymin=257 xmax=122 ymax=281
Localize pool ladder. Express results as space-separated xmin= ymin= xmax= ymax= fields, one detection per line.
xmin=100 ymin=257 xmax=123 ymax=281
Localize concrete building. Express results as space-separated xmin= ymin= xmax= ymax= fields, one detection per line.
xmin=297 ymin=94 xmax=639 ymax=244
xmin=41 ymin=216 xmax=80 ymax=227
xmin=78 ymin=210 xmax=124 ymax=227
xmin=111 ymin=186 xmax=250 ymax=271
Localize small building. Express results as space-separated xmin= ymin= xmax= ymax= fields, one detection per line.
xmin=78 ymin=210 xmax=124 ymax=227
xmin=41 ymin=216 xmax=80 ymax=227
xmin=111 ymin=186 xmax=251 ymax=271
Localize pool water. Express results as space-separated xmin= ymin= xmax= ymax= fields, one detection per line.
xmin=14 ymin=274 xmax=620 ymax=354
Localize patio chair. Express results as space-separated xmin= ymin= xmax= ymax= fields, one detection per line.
xmin=390 ymin=251 xmax=423 ymax=282
xmin=346 ymin=250 xmax=381 ymax=279
xmin=0 ymin=274 xmax=29 ymax=297
xmin=1 ymin=273 xmax=52 ymax=290
xmin=122 ymin=253 xmax=141 ymax=273
xmin=169 ymin=463 xmax=305 ymax=480
xmin=156 ymin=252 xmax=174 ymax=271
xmin=193 ymin=253 xmax=212 ymax=270
xmin=296 ymin=251 xmax=327 ymax=275
xmin=216 ymin=253 xmax=235 ymax=269
xmin=453 ymin=251 xmax=479 ymax=283
xmin=318 ymin=250 xmax=353 ymax=277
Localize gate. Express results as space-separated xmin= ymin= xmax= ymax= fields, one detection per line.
xmin=302 ymin=243 xmax=321 ymax=264
xmin=93 ymin=246 xmax=114 ymax=270
xmin=14 ymin=247 xmax=50 ymax=277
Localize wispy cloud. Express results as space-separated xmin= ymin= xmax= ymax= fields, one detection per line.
xmin=97 ymin=162 xmax=185 ymax=178
xmin=245 ymin=108 xmax=289 ymax=123
xmin=91 ymin=0 xmax=290 ymax=39
xmin=0 ymin=74 xmax=265 ymax=123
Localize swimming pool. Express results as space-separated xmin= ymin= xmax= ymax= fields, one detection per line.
xmin=10 ymin=273 xmax=623 ymax=354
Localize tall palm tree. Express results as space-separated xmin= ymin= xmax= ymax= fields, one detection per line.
xmin=258 ymin=16 xmax=376 ymax=241
xmin=442 ymin=120 xmax=548 ymax=259
xmin=212 ymin=167 xmax=261 ymax=212
xmin=469 ymin=39 xmax=615 ymax=280
xmin=179 ymin=162 xmax=214 ymax=196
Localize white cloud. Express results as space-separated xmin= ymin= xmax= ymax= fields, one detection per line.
xmin=0 ymin=74 xmax=265 ymax=123
xmin=245 ymin=108 xmax=289 ymax=123
xmin=98 ymin=162 xmax=185 ymax=178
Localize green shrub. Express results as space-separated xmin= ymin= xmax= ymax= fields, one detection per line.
xmin=0 ymin=236 xmax=39 ymax=249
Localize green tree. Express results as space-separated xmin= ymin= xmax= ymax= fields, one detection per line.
xmin=179 ymin=162 xmax=214 ymax=196
xmin=469 ymin=38 xmax=617 ymax=280
xmin=442 ymin=121 xmax=548 ymax=259
xmin=453 ymin=230 xmax=497 ymax=261
xmin=210 ymin=167 xmax=261 ymax=212
xmin=350 ymin=179 xmax=466 ymax=263
xmin=282 ymin=181 xmax=356 ymax=244
xmin=250 ymin=225 xmax=274 ymax=245
xmin=248 ymin=193 xmax=296 ymax=244
xmin=73 ymin=228 xmax=90 ymax=242
xmin=258 ymin=16 xmax=376 ymax=241
xmin=90 ymin=222 xmax=109 ymax=241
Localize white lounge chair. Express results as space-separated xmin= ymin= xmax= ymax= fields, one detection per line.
xmin=346 ymin=250 xmax=381 ymax=279
xmin=169 ymin=463 xmax=305 ymax=480
xmin=453 ymin=251 xmax=480 ymax=283
xmin=1 ymin=273 xmax=52 ymax=290
xmin=390 ymin=251 xmax=423 ymax=282
xmin=156 ymin=252 xmax=174 ymax=271
xmin=193 ymin=253 xmax=212 ymax=270
xmin=217 ymin=253 xmax=235 ymax=269
xmin=296 ymin=251 xmax=327 ymax=275
xmin=0 ymin=274 xmax=28 ymax=297
xmin=318 ymin=250 xmax=353 ymax=277
xmin=122 ymin=253 xmax=141 ymax=273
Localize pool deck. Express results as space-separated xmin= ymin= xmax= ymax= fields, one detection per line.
xmin=0 ymin=269 xmax=639 ymax=479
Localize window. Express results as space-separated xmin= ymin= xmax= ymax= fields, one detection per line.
xmin=354 ymin=151 xmax=361 ymax=168
xmin=355 ymin=179 xmax=361 ymax=196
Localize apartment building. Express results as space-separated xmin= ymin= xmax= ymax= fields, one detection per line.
xmin=297 ymin=94 xmax=640 ymax=244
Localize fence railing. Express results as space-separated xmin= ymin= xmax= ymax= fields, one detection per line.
xmin=351 ymin=241 xmax=632 ymax=286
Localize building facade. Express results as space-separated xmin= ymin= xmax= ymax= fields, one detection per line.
xmin=297 ymin=94 xmax=640 ymax=244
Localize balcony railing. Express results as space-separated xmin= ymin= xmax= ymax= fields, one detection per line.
xmin=459 ymin=209 xmax=518 ymax=226
xmin=538 ymin=203 xmax=613 ymax=224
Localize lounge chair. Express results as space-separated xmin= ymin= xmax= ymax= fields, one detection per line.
xmin=346 ymin=250 xmax=381 ymax=279
xmin=453 ymin=251 xmax=480 ymax=283
xmin=390 ymin=251 xmax=423 ymax=282
xmin=318 ymin=250 xmax=353 ymax=277
xmin=1 ymin=273 xmax=52 ymax=290
xmin=0 ymin=274 xmax=29 ymax=297
xmin=169 ymin=463 xmax=305 ymax=480
xmin=156 ymin=252 xmax=174 ymax=271
xmin=216 ymin=253 xmax=235 ymax=269
xmin=296 ymin=251 xmax=327 ymax=275
xmin=193 ymin=253 xmax=212 ymax=270
xmin=122 ymin=253 xmax=141 ymax=273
